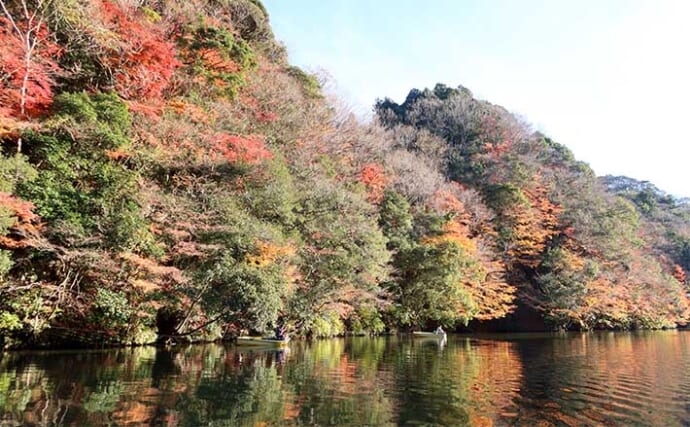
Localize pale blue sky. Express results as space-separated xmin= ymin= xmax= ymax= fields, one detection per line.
xmin=263 ymin=0 xmax=690 ymax=197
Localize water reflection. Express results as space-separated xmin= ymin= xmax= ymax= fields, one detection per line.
xmin=0 ymin=332 xmax=688 ymax=426
xmin=511 ymin=331 xmax=690 ymax=426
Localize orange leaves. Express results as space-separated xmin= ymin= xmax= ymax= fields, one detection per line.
xmin=430 ymin=185 xmax=467 ymax=216
xmin=420 ymin=181 xmax=517 ymax=321
xmin=469 ymin=278 xmax=517 ymax=321
xmin=209 ymin=133 xmax=272 ymax=165
xmin=425 ymin=220 xmax=477 ymax=254
xmin=0 ymin=192 xmax=38 ymax=224
xmin=246 ymin=241 xmax=295 ymax=267
xmin=143 ymin=97 xmax=273 ymax=168
xmin=197 ymin=48 xmax=240 ymax=74
xmin=0 ymin=115 xmax=23 ymax=140
xmin=526 ymin=185 xmax=561 ymax=230
xmin=506 ymin=185 xmax=562 ymax=268
xmin=104 ymin=149 xmax=130 ymax=161
xmin=358 ymin=163 xmax=387 ymax=203
xmin=582 ymin=276 xmax=630 ymax=324
xmin=118 ymin=252 xmax=188 ymax=291
xmin=167 ymin=99 xmax=212 ymax=124
xmin=672 ymin=264 xmax=686 ymax=284
xmin=0 ymin=192 xmax=41 ymax=249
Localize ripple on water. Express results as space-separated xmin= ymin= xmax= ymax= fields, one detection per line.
xmin=1 ymin=333 xmax=690 ymax=426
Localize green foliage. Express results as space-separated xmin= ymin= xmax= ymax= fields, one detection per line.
xmin=532 ymin=136 xmax=577 ymax=165
xmin=195 ymin=253 xmax=288 ymax=332
xmin=392 ymin=241 xmax=478 ymax=328
xmin=0 ymin=311 xmax=22 ymax=334
xmin=17 ymin=92 xmax=156 ymax=252
xmin=379 ymin=190 xmax=414 ymax=250
xmin=310 ymin=311 xmax=346 ymax=338
xmin=286 ymin=66 xmax=323 ymax=99
xmin=0 ymin=289 xmax=57 ymax=335
xmin=484 ymin=184 xmax=527 ymax=211
xmin=201 ymin=190 xmax=288 ymax=255
xmin=536 ymin=247 xmax=592 ymax=327
xmin=348 ymin=306 xmax=386 ymax=336
xmin=83 ymin=382 xmax=125 ymax=413
xmin=91 ymin=288 xmax=133 ymax=330
xmin=0 ymin=208 xmax=14 ymax=239
xmin=2 ymin=0 xmax=687 ymax=350
xmin=192 ymin=26 xmax=256 ymax=68
xmin=376 ymin=84 xmax=491 ymax=184
xmin=375 ymin=82 xmax=690 ymax=331
xmin=0 ymin=250 xmax=12 ymax=278
xmin=291 ymin=180 xmax=391 ymax=324
xmin=379 ymin=191 xmax=487 ymax=328
xmin=0 ymin=155 xmax=38 ymax=193
xmin=185 ymin=23 xmax=256 ymax=98
xmin=242 ymin=155 xmax=298 ymax=228
xmin=592 ymin=197 xmax=641 ymax=259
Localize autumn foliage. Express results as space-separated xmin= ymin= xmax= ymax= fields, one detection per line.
xmin=0 ymin=0 xmax=687 ymax=350
xmin=359 ymin=163 xmax=387 ymax=203
xmin=0 ymin=13 xmax=60 ymax=119
xmin=506 ymin=185 xmax=562 ymax=268
xmin=97 ymin=1 xmax=180 ymax=100
xmin=0 ymin=192 xmax=40 ymax=249
xmin=210 ymin=133 xmax=272 ymax=164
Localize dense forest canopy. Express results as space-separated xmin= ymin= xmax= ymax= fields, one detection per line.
xmin=0 ymin=0 xmax=687 ymax=348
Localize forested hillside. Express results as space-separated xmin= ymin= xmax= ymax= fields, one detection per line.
xmin=0 ymin=0 xmax=687 ymax=348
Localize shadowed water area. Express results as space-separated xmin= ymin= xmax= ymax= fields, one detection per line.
xmin=0 ymin=331 xmax=689 ymax=426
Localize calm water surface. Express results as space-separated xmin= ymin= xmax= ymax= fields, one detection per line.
xmin=1 ymin=331 xmax=689 ymax=426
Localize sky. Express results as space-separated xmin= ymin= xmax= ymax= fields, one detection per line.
xmin=262 ymin=0 xmax=690 ymax=197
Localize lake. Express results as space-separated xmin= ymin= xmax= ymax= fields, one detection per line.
xmin=1 ymin=331 xmax=689 ymax=426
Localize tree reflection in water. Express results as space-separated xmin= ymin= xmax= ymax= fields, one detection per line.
xmin=1 ymin=332 xmax=689 ymax=426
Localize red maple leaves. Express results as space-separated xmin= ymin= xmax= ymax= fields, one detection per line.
xmin=210 ymin=133 xmax=272 ymax=165
xmin=0 ymin=12 xmax=60 ymax=119
xmin=98 ymin=1 xmax=180 ymax=100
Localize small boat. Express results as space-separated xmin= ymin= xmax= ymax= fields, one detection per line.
xmin=236 ymin=336 xmax=290 ymax=348
xmin=412 ymin=331 xmax=447 ymax=338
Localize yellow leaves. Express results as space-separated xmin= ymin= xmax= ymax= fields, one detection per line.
xmin=0 ymin=116 xmax=23 ymax=140
xmin=140 ymin=6 xmax=162 ymax=23
xmin=55 ymin=0 xmax=117 ymax=47
xmin=466 ymin=271 xmax=517 ymax=321
xmin=246 ymin=241 xmax=295 ymax=267
xmin=424 ymin=220 xmax=477 ymax=254
xmin=130 ymin=278 xmax=161 ymax=293
xmin=561 ymin=249 xmax=586 ymax=271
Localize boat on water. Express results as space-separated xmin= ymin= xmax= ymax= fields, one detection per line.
xmin=412 ymin=331 xmax=448 ymax=348
xmin=236 ymin=336 xmax=290 ymax=348
xmin=412 ymin=331 xmax=447 ymax=338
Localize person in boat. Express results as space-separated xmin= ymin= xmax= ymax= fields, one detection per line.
xmin=274 ymin=324 xmax=288 ymax=341
xmin=435 ymin=325 xmax=445 ymax=335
